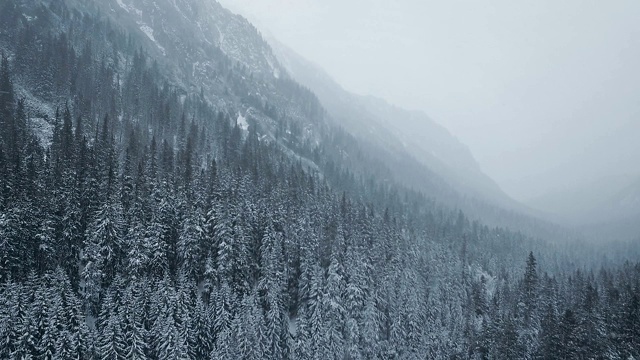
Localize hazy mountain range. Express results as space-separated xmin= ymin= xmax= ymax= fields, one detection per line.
xmin=66 ymin=0 xmax=539 ymax=228
xmin=6 ymin=0 xmax=635 ymax=240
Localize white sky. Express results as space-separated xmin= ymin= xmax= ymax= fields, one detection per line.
xmin=219 ymin=0 xmax=640 ymax=202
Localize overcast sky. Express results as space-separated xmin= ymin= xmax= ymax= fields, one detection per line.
xmin=219 ymin=0 xmax=640 ymax=203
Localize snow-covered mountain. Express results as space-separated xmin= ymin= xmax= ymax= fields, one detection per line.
xmin=86 ymin=0 xmax=288 ymax=109
xmin=104 ymin=0 xmax=282 ymax=77
xmin=270 ymin=39 xmax=518 ymax=209
xmin=10 ymin=0 xmax=331 ymax=162
xmin=5 ymin=0 xmax=560 ymax=234
xmin=102 ymin=0 xmax=515 ymax=210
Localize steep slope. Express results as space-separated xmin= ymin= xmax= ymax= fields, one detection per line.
xmin=2 ymin=0 xmax=572 ymax=239
xmin=92 ymin=0 xmax=282 ymax=77
xmin=63 ymin=0 xmax=324 ymax=139
xmin=266 ymin=39 xmax=580 ymax=240
xmin=271 ymin=40 xmax=516 ymax=209
xmin=79 ymin=0 xmax=503 ymax=215
xmin=100 ymin=0 xmax=507 ymax=207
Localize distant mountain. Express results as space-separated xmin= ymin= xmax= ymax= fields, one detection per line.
xmin=267 ymin=39 xmax=586 ymax=241
xmin=270 ymin=40 xmax=518 ymax=210
xmin=525 ymin=174 xmax=636 ymax=223
xmin=97 ymin=0 xmax=522 ymax=215
xmin=526 ymin=174 xmax=640 ymax=240
xmin=594 ymin=177 xmax=640 ymax=238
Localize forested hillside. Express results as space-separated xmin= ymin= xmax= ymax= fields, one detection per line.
xmin=0 ymin=0 xmax=639 ymax=359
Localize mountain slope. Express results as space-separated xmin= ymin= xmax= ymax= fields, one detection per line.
xmin=270 ymin=39 xmax=518 ymax=210
xmin=3 ymin=0 xmax=573 ymax=240
xmin=84 ymin=0 xmax=504 ymax=214
xmin=71 ymin=0 xmax=549 ymax=231
xmin=265 ymin=39 xmax=581 ymax=240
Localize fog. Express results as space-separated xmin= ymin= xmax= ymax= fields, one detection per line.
xmin=220 ymin=0 xmax=640 ymax=217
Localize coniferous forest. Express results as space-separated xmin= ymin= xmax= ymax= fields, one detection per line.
xmin=0 ymin=0 xmax=639 ymax=359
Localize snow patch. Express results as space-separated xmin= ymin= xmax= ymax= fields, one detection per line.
xmin=29 ymin=118 xmax=53 ymax=148
xmin=115 ymin=0 xmax=142 ymax=16
xmin=215 ymin=24 xmax=225 ymax=48
xmin=169 ymin=0 xmax=188 ymax=20
xmin=115 ymin=0 xmax=129 ymax=12
xmin=196 ymin=22 xmax=213 ymax=45
xmin=192 ymin=61 xmax=199 ymax=78
xmin=288 ymin=316 xmax=297 ymax=336
xmin=237 ymin=113 xmax=249 ymax=131
xmin=265 ymin=53 xmax=280 ymax=79
xmin=15 ymin=85 xmax=54 ymax=119
xmin=139 ymin=24 xmax=166 ymax=56
xmin=475 ymin=268 xmax=497 ymax=297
